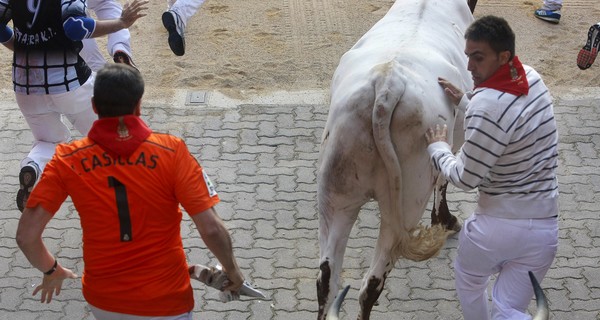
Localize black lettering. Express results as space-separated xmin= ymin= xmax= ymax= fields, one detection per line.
xmin=118 ymin=156 xmax=126 ymax=165
xmin=135 ymin=152 xmax=146 ymax=167
xmin=148 ymin=155 xmax=159 ymax=169
xmin=91 ymin=155 xmax=103 ymax=170
xmin=103 ymin=152 xmax=112 ymax=166
xmin=81 ymin=158 xmax=91 ymax=172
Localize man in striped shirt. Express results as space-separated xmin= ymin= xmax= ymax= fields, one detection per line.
xmin=426 ymin=15 xmax=559 ymax=320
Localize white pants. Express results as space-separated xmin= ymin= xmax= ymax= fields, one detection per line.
xmin=16 ymin=75 xmax=97 ymax=172
xmin=81 ymin=0 xmax=132 ymax=71
xmin=455 ymin=214 xmax=558 ymax=320
xmin=89 ymin=305 xmax=193 ymax=320
xmin=167 ymin=0 xmax=206 ymax=27
xmin=542 ymin=0 xmax=562 ymax=11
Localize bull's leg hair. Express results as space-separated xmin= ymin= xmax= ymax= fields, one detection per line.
xmin=317 ymin=204 xmax=361 ymax=320
xmin=357 ymin=223 xmax=395 ymax=320
xmin=317 ymin=260 xmax=331 ymax=320
xmin=358 ymin=270 xmax=388 ymax=320
xmin=431 ymin=182 xmax=461 ymax=233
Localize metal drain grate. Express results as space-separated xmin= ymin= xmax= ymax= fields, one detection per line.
xmin=186 ymin=91 xmax=207 ymax=105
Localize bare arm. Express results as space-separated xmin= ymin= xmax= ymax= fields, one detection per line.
xmin=191 ymin=207 xmax=244 ymax=292
xmin=91 ymin=0 xmax=148 ymax=38
xmin=16 ymin=205 xmax=78 ymax=303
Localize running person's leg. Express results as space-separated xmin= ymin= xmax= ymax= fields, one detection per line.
xmin=84 ymin=0 xmax=135 ymax=68
xmin=454 ymin=214 xmax=497 ymax=320
xmin=162 ymin=0 xmax=205 ymax=55
xmin=52 ymin=74 xmax=97 ymax=136
xmin=490 ymin=218 xmax=558 ymax=319
xmin=15 ymin=93 xmax=71 ymax=211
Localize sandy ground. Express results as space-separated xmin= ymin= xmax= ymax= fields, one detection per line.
xmin=0 ymin=0 xmax=599 ymax=101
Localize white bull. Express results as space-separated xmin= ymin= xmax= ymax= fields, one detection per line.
xmin=316 ymin=0 xmax=475 ymax=319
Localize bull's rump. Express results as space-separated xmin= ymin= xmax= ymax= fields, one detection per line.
xmin=319 ymin=63 xmax=444 ymax=229
xmin=319 ymin=0 xmax=473 ymax=229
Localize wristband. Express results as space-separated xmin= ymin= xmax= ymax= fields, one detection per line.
xmin=44 ymin=259 xmax=58 ymax=275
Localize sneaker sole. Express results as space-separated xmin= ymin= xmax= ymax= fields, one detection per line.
xmin=17 ymin=166 xmax=37 ymax=212
xmin=534 ymin=11 xmax=560 ymax=24
xmin=534 ymin=15 xmax=560 ymax=24
xmin=577 ymin=24 xmax=600 ymax=70
xmin=113 ymin=51 xmax=139 ymax=71
xmin=162 ymin=12 xmax=185 ymax=56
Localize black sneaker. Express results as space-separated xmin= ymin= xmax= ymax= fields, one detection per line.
xmin=17 ymin=162 xmax=40 ymax=212
xmin=162 ymin=10 xmax=186 ymax=56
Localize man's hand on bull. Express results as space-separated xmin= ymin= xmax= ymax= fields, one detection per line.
xmin=438 ymin=77 xmax=463 ymax=106
xmin=425 ymin=124 xmax=448 ymax=145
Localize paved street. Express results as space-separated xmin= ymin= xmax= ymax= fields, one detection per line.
xmin=1 ymin=86 xmax=599 ymax=319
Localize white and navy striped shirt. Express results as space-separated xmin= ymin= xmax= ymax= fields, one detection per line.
xmin=428 ymin=65 xmax=559 ymax=219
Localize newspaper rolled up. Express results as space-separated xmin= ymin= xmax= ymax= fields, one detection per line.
xmin=189 ymin=264 xmax=268 ymax=302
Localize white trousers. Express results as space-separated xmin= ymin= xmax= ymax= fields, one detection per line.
xmin=542 ymin=0 xmax=562 ymax=11
xmin=16 ymin=75 xmax=97 ymax=172
xmin=167 ymin=0 xmax=206 ymax=27
xmin=89 ymin=305 xmax=193 ymax=320
xmin=455 ymin=214 xmax=558 ymax=320
xmin=80 ymin=0 xmax=132 ymax=71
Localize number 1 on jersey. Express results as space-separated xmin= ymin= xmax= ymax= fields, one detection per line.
xmin=108 ymin=176 xmax=133 ymax=242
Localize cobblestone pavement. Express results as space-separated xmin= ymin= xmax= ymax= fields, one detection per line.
xmin=1 ymin=87 xmax=599 ymax=320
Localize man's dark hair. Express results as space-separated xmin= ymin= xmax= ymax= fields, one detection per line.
xmin=465 ymin=15 xmax=515 ymax=60
xmin=93 ymin=64 xmax=145 ymax=118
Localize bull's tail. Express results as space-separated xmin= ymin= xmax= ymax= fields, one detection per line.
xmin=371 ymin=62 xmax=450 ymax=263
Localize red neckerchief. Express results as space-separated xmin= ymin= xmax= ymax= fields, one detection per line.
xmin=88 ymin=115 xmax=152 ymax=158
xmin=475 ymin=56 xmax=529 ymax=96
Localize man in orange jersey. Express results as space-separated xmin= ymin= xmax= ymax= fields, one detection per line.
xmin=16 ymin=63 xmax=244 ymax=319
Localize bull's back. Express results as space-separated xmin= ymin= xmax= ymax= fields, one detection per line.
xmin=326 ymin=0 xmax=473 ymax=151
xmin=352 ymin=0 xmax=472 ymax=54
xmin=333 ymin=0 xmax=472 ymax=95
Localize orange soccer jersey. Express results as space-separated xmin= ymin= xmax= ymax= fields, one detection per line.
xmin=27 ymin=128 xmax=220 ymax=316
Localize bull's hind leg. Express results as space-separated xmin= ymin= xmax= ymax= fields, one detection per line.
xmin=430 ymin=182 xmax=461 ymax=233
xmin=357 ymin=223 xmax=396 ymax=320
xmin=317 ymin=205 xmax=361 ymax=320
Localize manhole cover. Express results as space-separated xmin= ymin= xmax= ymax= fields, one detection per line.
xmin=186 ymin=91 xmax=207 ymax=105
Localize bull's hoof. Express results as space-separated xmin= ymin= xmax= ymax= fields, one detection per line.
xmin=447 ymin=216 xmax=462 ymax=234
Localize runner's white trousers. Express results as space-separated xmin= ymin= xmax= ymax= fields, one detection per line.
xmin=541 ymin=0 xmax=562 ymax=11
xmin=80 ymin=0 xmax=132 ymax=71
xmin=167 ymin=0 xmax=205 ymax=27
xmin=455 ymin=214 xmax=558 ymax=320
xmin=17 ymin=75 xmax=97 ymax=172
